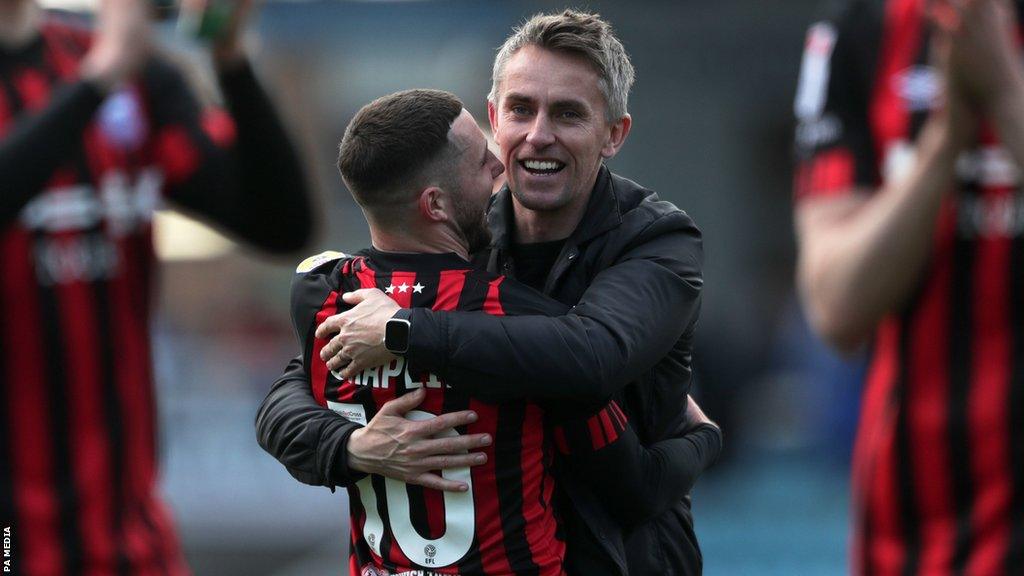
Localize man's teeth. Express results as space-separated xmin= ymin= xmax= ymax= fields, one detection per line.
xmin=523 ymin=160 xmax=563 ymax=171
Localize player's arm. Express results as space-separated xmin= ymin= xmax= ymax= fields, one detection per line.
xmin=255 ymin=354 xmax=364 ymax=488
xmin=794 ymin=2 xmax=975 ymax=352
xmin=320 ymin=212 xmax=702 ymax=403
xmin=551 ymin=396 xmax=722 ymax=528
xmin=149 ymin=1 xmax=312 ymax=254
xmin=0 ymin=0 xmax=148 ymax=226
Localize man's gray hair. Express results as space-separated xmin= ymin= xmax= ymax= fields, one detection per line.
xmin=487 ymin=9 xmax=635 ymax=121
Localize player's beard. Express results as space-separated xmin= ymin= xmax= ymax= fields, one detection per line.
xmin=452 ymin=193 xmax=492 ymax=256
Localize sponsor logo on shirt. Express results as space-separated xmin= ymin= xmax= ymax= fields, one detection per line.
xmin=892 ymin=65 xmax=942 ymax=111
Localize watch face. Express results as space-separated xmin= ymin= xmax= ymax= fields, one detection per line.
xmin=385 ymin=319 xmax=411 ymax=354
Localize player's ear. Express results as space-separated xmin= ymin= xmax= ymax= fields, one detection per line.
xmin=487 ymin=99 xmax=499 ymax=136
xmin=601 ymin=114 xmax=631 ymax=159
xmin=417 ymin=186 xmax=449 ymax=223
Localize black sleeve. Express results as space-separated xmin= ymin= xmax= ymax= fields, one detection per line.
xmin=255 ymin=355 xmax=364 ymax=488
xmin=551 ymin=401 xmax=722 ymax=528
xmin=0 ymin=80 xmax=106 ymax=226
xmin=793 ymin=0 xmax=883 ymax=198
xmin=404 ymin=210 xmax=702 ymax=403
xmin=144 ymin=57 xmax=313 ymax=254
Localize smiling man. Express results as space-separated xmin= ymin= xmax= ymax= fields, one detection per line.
xmin=259 ymin=10 xmax=718 ymax=575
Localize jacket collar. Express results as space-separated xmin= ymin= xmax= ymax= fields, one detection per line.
xmin=487 ymin=164 xmax=622 ymax=251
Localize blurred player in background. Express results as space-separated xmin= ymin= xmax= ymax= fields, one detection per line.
xmin=0 ymin=0 xmax=312 ymax=573
xmin=794 ymin=0 xmax=1024 ymax=573
xmin=260 ymin=10 xmax=718 ymax=575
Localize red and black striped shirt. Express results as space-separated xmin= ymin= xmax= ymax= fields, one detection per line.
xmin=291 ymin=249 xmax=600 ymax=576
xmin=795 ymin=1 xmax=1024 ymax=573
xmin=0 ymin=16 xmax=239 ymax=576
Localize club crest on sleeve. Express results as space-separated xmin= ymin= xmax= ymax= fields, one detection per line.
xmin=295 ymin=250 xmax=347 ymax=273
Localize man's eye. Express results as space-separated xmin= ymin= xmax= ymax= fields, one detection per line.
xmin=560 ymin=110 xmax=581 ymax=120
xmin=511 ymin=105 xmax=530 ymax=115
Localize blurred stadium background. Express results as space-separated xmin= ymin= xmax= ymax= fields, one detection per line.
xmin=40 ymin=0 xmax=866 ymax=573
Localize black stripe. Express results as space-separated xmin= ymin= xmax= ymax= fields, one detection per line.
xmin=92 ymin=277 xmax=132 ymax=576
xmin=456 ymin=272 xmax=489 ymax=311
xmin=494 ymin=403 xmax=540 ymax=575
xmin=949 ymin=189 xmax=977 ymax=574
xmin=35 ymin=237 xmax=84 ymax=573
xmin=896 ymin=306 xmax=920 ymax=576
xmin=410 ymin=270 xmax=439 ymax=311
xmin=1006 ymin=218 xmax=1024 ymax=572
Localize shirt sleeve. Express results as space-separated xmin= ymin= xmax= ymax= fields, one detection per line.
xmin=793 ymin=0 xmax=883 ymax=202
xmin=0 ymin=79 xmax=106 ymax=227
xmin=254 ymin=256 xmax=366 ymax=489
xmin=144 ymin=57 xmax=313 ymax=254
xmin=549 ymin=401 xmax=722 ymax=528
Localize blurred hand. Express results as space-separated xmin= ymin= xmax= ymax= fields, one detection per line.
xmin=81 ymin=0 xmax=152 ymax=91
xmin=180 ymin=0 xmax=257 ymax=65
xmin=316 ymin=288 xmax=400 ymax=379
xmin=346 ymin=388 xmax=491 ymax=492
xmin=937 ymin=0 xmax=1022 ymax=107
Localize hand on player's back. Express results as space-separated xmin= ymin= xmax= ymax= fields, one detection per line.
xmin=317 ymin=288 xmax=399 ymax=378
xmin=346 ymin=388 xmax=492 ymax=492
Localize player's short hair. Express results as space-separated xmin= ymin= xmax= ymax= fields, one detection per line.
xmin=488 ymin=9 xmax=635 ymax=121
xmin=337 ymin=89 xmax=463 ymax=209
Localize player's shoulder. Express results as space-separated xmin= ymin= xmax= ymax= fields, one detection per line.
xmin=289 ymin=250 xmax=358 ymax=324
xmin=295 ymin=250 xmax=350 ymax=275
xmin=462 ymin=269 xmax=569 ymax=317
xmin=291 ymin=250 xmax=354 ymax=298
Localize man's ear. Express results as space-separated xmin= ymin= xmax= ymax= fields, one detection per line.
xmin=417 ymin=186 xmax=449 ymax=223
xmin=488 ymin=99 xmax=500 ymax=137
xmin=601 ymin=114 xmax=632 ymax=159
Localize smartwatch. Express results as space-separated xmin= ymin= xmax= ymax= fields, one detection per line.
xmin=383 ymin=309 xmax=413 ymax=355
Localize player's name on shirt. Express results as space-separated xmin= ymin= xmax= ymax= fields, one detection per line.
xmin=331 ymin=356 xmax=448 ymax=391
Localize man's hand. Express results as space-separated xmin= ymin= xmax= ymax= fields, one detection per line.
xmin=80 ymin=0 xmax=152 ymax=92
xmin=346 ymin=388 xmax=491 ymax=492
xmin=316 ymin=288 xmax=400 ymax=378
xmin=683 ymin=395 xmax=718 ymax=432
xmin=936 ymin=0 xmax=1022 ymax=107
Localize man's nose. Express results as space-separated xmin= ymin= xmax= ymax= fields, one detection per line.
xmin=525 ymin=115 xmax=555 ymax=148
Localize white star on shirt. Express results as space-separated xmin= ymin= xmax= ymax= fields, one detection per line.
xmin=398 ymin=283 xmax=409 ymax=293
xmin=385 ymin=284 xmax=395 ymax=294
xmin=412 ymin=283 xmax=425 ymax=293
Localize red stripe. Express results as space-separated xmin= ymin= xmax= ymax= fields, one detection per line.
xmin=39 ymin=24 xmax=81 ymax=80
xmin=387 ymin=271 xmax=417 ymax=308
xmin=965 ymin=189 xmax=1013 ymax=575
xmin=598 ymin=409 xmax=619 ymax=444
xmin=906 ymin=203 xmax=957 ymax=572
xmin=108 ymin=239 xmax=167 ymax=570
xmin=794 ymin=148 xmax=856 ymax=201
xmin=0 ymin=84 xmax=10 ymax=137
xmin=853 ymin=317 xmax=899 ymax=574
xmin=56 ymin=266 xmax=119 ymax=573
xmin=870 ymin=0 xmax=921 ymax=154
xmin=200 ymin=109 xmax=237 ymax=148
xmin=467 ymin=401 xmax=513 ymax=575
xmin=154 ymin=126 xmax=200 ymax=185
xmin=310 ymin=291 xmax=340 ymax=407
xmin=14 ymin=68 xmax=51 ymax=111
xmin=1 ymin=230 xmax=64 ymax=574
xmin=483 ymin=277 xmax=505 ymax=315
xmin=870 ymin=408 xmax=905 ymax=573
xmin=587 ymin=416 xmax=607 ymax=450
xmin=434 ymin=270 xmax=468 ymax=311
xmin=520 ymin=404 xmax=563 ymax=575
